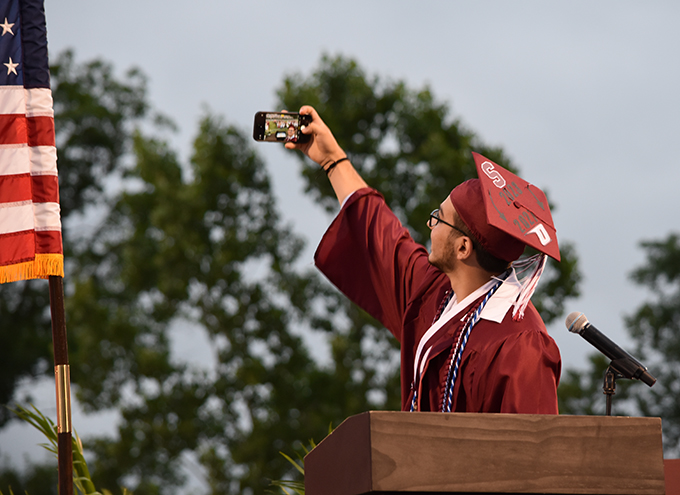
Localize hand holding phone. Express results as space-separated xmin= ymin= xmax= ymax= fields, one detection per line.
xmin=252 ymin=111 xmax=311 ymax=143
xmin=282 ymin=105 xmax=367 ymax=203
xmin=281 ymin=106 xmax=346 ymax=167
xmin=254 ymin=106 xmax=347 ymax=174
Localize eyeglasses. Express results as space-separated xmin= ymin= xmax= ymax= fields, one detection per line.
xmin=428 ymin=209 xmax=468 ymax=237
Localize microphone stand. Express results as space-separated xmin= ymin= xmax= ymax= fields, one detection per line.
xmin=603 ymin=365 xmax=623 ymax=416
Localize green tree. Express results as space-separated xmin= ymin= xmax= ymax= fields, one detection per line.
xmin=0 ymin=463 xmax=58 ymax=495
xmin=627 ymin=233 xmax=680 ymax=454
xmin=66 ymin=115 xmax=366 ymax=494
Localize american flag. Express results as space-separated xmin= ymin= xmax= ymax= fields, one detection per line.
xmin=0 ymin=0 xmax=62 ymax=284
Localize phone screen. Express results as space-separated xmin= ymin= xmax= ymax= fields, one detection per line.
xmin=253 ymin=112 xmax=309 ymax=143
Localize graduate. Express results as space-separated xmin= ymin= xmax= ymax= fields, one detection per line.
xmin=286 ymin=106 xmax=562 ymax=414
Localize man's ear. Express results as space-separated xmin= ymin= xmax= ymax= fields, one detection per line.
xmin=456 ymin=236 xmax=475 ymax=261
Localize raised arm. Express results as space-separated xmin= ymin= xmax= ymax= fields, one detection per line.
xmin=286 ymin=106 xmax=442 ymax=338
xmin=284 ymin=106 xmax=367 ymax=205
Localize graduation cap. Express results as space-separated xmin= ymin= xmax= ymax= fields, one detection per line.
xmin=449 ymin=153 xmax=560 ymax=320
xmin=450 ymin=152 xmax=560 ymax=263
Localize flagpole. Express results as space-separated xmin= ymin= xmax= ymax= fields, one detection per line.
xmin=49 ymin=275 xmax=73 ymax=495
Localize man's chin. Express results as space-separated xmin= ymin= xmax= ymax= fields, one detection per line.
xmin=428 ymin=254 xmax=442 ymax=271
xmin=429 ymin=253 xmax=454 ymax=273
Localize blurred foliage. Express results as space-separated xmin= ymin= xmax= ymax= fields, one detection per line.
xmin=0 ymin=462 xmax=58 ymax=495
xmin=51 ymin=49 xmax=153 ymax=219
xmin=1 ymin=52 xmax=585 ymax=494
xmin=628 ymin=233 xmax=680 ymax=454
xmin=66 ymin=113 xmax=382 ymax=493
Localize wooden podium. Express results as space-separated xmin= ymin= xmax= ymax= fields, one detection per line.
xmin=304 ymin=411 xmax=666 ymax=495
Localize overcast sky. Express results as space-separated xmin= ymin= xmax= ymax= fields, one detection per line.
xmin=3 ymin=0 xmax=680 ymax=472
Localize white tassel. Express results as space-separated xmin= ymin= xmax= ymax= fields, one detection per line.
xmin=511 ymin=254 xmax=547 ymax=321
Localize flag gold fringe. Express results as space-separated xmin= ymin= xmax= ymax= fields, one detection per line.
xmin=0 ymin=254 xmax=64 ymax=284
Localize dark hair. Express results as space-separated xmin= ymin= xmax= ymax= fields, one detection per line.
xmin=452 ymin=213 xmax=510 ymax=274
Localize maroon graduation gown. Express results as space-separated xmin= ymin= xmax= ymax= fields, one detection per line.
xmin=314 ymin=188 xmax=561 ymax=413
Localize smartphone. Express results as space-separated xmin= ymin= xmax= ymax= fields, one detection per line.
xmin=252 ymin=111 xmax=311 ymax=143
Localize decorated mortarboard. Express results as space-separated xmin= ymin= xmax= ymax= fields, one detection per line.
xmin=471 ymin=152 xmax=560 ymax=262
xmin=448 ymin=153 xmax=560 ymax=320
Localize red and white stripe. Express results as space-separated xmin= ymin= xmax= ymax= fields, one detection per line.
xmin=0 ymin=85 xmax=62 ymax=276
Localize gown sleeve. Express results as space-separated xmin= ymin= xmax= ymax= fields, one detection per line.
xmin=314 ymin=187 xmax=438 ymax=341
xmin=467 ymin=328 xmax=561 ymax=414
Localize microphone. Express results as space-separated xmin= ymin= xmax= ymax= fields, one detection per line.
xmin=565 ymin=312 xmax=656 ymax=387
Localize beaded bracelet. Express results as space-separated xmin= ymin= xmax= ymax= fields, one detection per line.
xmin=324 ymin=157 xmax=349 ymax=176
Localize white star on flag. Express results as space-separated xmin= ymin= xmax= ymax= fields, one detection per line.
xmin=4 ymin=57 xmax=18 ymax=75
xmin=0 ymin=17 xmax=14 ymax=36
